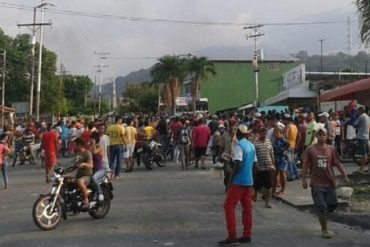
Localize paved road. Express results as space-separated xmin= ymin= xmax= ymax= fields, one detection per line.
xmin=0 ymin=159 xmax=369 ymax=247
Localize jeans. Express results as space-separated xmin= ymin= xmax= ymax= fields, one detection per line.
xmin=179 ymin=144 xmax=190 ymax=169
xmin=224 ymin=185 xmax=252 ymax=239
xmin=1 ymin=160 xmax=8 ymax=188
xmin=92 ymin=169 xmax=105 ymax=195
xmin=286 ymin=148 xmax=299 ymax=180
xmin=61 ymin=138 xmax=68 ymax=157
xmin=109 ymin=144 xmax=123 ymax=177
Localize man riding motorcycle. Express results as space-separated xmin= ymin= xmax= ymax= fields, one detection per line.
xmin=74 ymin=137 xmax=93 ymax=209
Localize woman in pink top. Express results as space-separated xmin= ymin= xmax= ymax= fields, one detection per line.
xmin=0 ymin=134 xmax=10 ymax=189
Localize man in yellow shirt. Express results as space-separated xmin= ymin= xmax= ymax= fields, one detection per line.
xmin=124 ymin=118 xmax=137 ymax=172
xmin=284 ymin=114 xmax=300 ymax=181
xmin=144 ymin=119 xmax=156 ymax=140
xmin=107 ymin=116 xmax=125 ymax=179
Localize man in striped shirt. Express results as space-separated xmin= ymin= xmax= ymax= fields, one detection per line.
xmin=253 ymin=127 xmax=275 ymax=208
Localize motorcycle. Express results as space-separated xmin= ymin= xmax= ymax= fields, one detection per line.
xmin=32 ymin=162 xmax=113 ymax=231
xmin=12 ymin=142 xmax=41 ymax=166
xmin=141 ymin=140 xmax=166 ymax=170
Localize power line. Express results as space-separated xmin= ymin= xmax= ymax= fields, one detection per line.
xmin=0 ymin=1 xmax=356 ymax=28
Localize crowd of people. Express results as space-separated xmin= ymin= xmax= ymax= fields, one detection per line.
xmin=0 ymin=101 xmax=368 ymax=245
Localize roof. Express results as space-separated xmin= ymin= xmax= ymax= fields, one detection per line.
xmin=194 ymin=46 xmax=299 ymax=62
xmin=320 ymin=77 xmax=370 ymax=102
xmin=265 ymin=82 xmax=317 ymax=105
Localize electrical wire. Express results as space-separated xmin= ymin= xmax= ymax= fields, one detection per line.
xmin=0 ymin=1 xmax=356 ymax=27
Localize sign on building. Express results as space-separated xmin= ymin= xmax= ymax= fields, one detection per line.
xmin=283 ymin=64 xmax=306 ymax=89
xmin=175 ymin=97 xmax=189 ymax=106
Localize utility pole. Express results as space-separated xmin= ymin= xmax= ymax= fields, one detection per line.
xmin=1 ymin=49 xmax=6 ymax=129
xmin=94 ymin=52 xmax=109 ymax=116
xmin=17 ymin=4 xmax=52 ymax=116
xmin=245 ymin=25 xmax=264 ymax=107
xmin=318 ymin=39 xmax=325 ymax=112
xmin=110 ymin=78 xmax=117 ymax=109
xmin=58 ymin=63 xmax=66 ymax=120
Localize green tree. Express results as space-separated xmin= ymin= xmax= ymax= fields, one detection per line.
xmin=123 ymin=82 xmax=158 ymax=113
xmin=356 ymin=0 xmax=370 ymax=45
xmin=63 ymin=75 xmax=94 ymax=115
xmin=151 ymin=55 xmax=186 ymax=115
xmin=185 ymin=56 xmax=216 ymax=113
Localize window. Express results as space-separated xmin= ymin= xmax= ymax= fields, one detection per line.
xmin=268 ymin=63 xmax=279 ymax=71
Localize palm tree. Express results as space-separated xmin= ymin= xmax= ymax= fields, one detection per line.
xmin=151 ymin=55 xmax=186 ymax=115
xmin=356 ymin=0 xmax=370 ymax=44
xmin=185 ymin=56 xmax=216 ymax=113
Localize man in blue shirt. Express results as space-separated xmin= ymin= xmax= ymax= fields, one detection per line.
xmin=219 ymin=125 xmax=256 ymax=246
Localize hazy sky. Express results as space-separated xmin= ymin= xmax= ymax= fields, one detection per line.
xmin=0 ymin=0 xmax=363 ymax=81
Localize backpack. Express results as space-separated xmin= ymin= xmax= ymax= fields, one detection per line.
xmin=180 ymin=128 xmax=190 ymax=145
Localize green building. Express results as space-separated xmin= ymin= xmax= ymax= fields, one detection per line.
xmin=188 ymin=52 xmax=299 ymax=113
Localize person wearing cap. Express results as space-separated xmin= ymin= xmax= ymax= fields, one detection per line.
xmin=318 ymin=112 xmax=333 ymax=145
xmin=219 ymin=124 xmax=256 ymax=246
xmin=302 ymin=127 xmax=349 ymax=239
xmin=354 ymin=105 xmax=370 ymax=173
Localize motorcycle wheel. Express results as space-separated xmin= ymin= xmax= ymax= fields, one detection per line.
xmin=155 ymin=152 xmax=166 ymax=167
xmin=142 ymin=153 xmax=153 ymax=170
xmin=89 ymin=186 xmax=111 ymax=219
xmin=32 ymin=194 xmax=63 ymax=231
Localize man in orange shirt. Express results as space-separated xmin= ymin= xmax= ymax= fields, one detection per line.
xmin=284 ymin=114 xmax=299 ymax=181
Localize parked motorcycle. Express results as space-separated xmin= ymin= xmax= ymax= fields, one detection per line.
xmin=32 ymin=162 xmax=113 ymax=230
xmin=141 ymin=140 xmax=166 ymax=170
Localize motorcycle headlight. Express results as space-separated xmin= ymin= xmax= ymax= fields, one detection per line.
xmin=51 ymin=173 xmax=61 ymax=185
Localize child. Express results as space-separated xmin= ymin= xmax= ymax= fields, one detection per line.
xmin=0 ymin=134 xmax=10 ymax=189
xmin=272 ymin=128 xmax=289 ymax=195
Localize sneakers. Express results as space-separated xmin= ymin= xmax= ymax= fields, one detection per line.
xmin=321 ymin=231 xmax=332 ymax=239
xmin=238 ymin=237 xmax=251 ymax=243
xmin=218 ymin=238 xmax=240 ymax=246
xmin=98 ymin=194 xmax=105 ymax=201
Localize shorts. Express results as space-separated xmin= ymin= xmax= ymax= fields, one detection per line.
xmin=275 ymin=159 xmax=288 ymax=172
xmin=195 ymin=147 xmax=207 ymax=159
xmin=77 ymin=176 xmax=91 ymax=186
xmin=357 ymin=139 xmax=369 ymax=157
xmin=254 ymin=170 xmax=274 ymax=190
xmin=124 ymin=144 xmax=135 ymax=158
xmin=311 ymin=187 xmax=338 ymax=213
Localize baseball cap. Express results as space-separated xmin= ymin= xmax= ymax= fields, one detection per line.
xmin=316 ymin=127 xmax=328 ymax=135
xmin=254 ymin=112 xmax=262 ymax=118
xmin=318 ymin=112 xmax=329 ymax=118
xmin=237 ymin=124 xmax=249 ymax=134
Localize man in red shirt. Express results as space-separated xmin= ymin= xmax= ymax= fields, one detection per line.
xmin=192 ymin=118 xmax=210 ymax=169
xmin=42 ymin=124 xmax=59 ymax=183
xmin=80 ymin=122 xmax=94 ymax=149
xmin=302 ymin=127 xmax=349 ymax=239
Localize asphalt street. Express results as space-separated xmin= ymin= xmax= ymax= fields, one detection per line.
xmin=0 ymin=158 xmax=369 ymax=247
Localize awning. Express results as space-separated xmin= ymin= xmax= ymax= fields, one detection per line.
xmin=265 ymin=82 xmax=317 ymax=105
xmin=237 ymin=103 xmax=253 ymax=111
xmin=320 ymin=77 xmax=370 ymax=102
xmin=0 ymin=105 xmax=16 ymax=113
